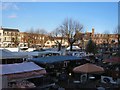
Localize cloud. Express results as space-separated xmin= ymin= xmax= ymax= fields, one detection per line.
xmin=8 ymin=14 xmax=17 ymax=18
xmin=2 ymin=2 xmax=19 ymax=10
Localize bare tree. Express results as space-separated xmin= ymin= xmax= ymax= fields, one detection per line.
xmin=60 ymin=18 xmax=83 ymax=51
xmin=36 ymin=29 xmax=48 ymax=35
xmin=49 ymin=27 xmax=65 ymax=51
xmin=35 ymin=29 xmax=48 ymax=48
xmin=27 ymin=27 xmax=34 ymax=33
xmin=74 ymin=31 xmax=84 ymax=50
xmin=25 ymin=28 xmax=36 ymax=48
xmin=25 ymin=28 xmax=48 ymax=48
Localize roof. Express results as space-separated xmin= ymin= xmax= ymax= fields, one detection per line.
xmin=104 ymin=57 xmax=120 ymax=63
xmin=73 ymin=63 xmax=104 ymax=73
xmin=30 ymin=50 xmax=61 ymax=56
xmin=31 ymin=56 xmax=81 ymax=64
xmin=1 ymin=27 xmax=19 ymax=32
xmin=0 ymin=49 xmax=28 ymax=59
xmin=0 ymin=62 xmax=45 ymax=75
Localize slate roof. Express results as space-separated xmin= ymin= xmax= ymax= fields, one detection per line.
xmin=1 ymin=27 xmax=19 ymax=32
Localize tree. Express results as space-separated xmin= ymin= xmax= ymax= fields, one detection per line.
xmin=85 ymin=38 xmax=97 ymax=55
xmin=26 ymin=28 xmax=35 ymax=48
xmin=59 ymin=18 xmax=83 ymax=51
xmin=35 ymin=29 xmax=48 ymax=48
xmin=26 ymin=28 xmax=48 ymax=48
xmin=49 ymin=27 xmax=64 ymax=51
xmin=74 ymin=31 xmax=84 ymax=50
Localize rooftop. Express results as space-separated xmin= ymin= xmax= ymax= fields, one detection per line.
xmin=31 ymin=56 xmax=82 ymax=64
xmin=0 ymin=27 xmax=19 ymax=32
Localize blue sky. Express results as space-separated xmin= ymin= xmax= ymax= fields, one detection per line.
xmin=2 ymin=2 xmax=118 ymax=33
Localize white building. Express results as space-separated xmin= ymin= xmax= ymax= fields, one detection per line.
xmin=0 ymin=27 xmax=20 ymax=47
xmin=44 ymin=37 xmax=68 ymax=48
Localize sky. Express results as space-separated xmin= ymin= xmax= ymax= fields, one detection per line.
xmin=1 ymin=0 xmax=120 ymax=2
xmin=1 ymin=2 xmax=118 ymax=34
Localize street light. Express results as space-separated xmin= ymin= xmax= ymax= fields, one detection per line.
xmin=69 ymin=73 xmax=71 ymax=76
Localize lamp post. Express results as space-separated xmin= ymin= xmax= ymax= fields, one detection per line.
xmin=68 ymin=72 xmax=72 ymax=85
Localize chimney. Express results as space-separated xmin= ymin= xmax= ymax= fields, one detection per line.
xmin=92 ymin=28 xmax=94 ymax=35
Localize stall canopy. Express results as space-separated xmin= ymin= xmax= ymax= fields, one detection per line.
xmin=73 ymin=63 xmax=104 ymax=73
xmin=0 ymin=49 xmax=28 ymax=59
xmin=31 ymin=56 xmax=81 ymax=64
xmin=0 ymin=62 xmax=46 ymax=80
xmin=30 ymin=50 xmax=61 ymax=57
xmin=66 ymin=46 xmax=80 ymax=50
xmin=104 ymin=57 xmax=120 ymax=63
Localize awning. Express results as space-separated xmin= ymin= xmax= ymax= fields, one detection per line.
xmin=0 ymin=62 xmax=46 ymax=81
xmin=73 ymin=63 xmax=104 ymax=73
xmin=31 ymin=56 xmax=81 ymax=64
xmin=0 ymin=49 xmax=28 ymax=59
xmin=66 ymin=46 xmax=80 ymax=50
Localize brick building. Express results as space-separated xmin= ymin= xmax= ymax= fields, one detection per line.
xmin=19 ymin=32 xmax=48 ymax=48
xmin=0 ymin=27 xmax=118 ymax=50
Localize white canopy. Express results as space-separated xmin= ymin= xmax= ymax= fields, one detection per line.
xmin=0 ymin=62 xmax=45 ymax=75
xmin=66 ymin=46 xmax=80 ymax=50
xmin=0 ymin=49 xmax=28 ymax=59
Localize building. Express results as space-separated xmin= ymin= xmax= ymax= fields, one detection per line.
xmin=92 ymin=34 xmax=118 ymax=45
xmin=19 ymin=32 xmax=48 ymax=48
xmin=0 ymin=27 xmax=49 ymax=48
xmin=36 ymin=28 xmax=119 ymax=50
xmin=0 ymin=27 xmax=20 ymax=47
xmin=44 ymin=37 xmax=68 ymax=48
xmin=0 ymin=27 xmax=118 ymax=50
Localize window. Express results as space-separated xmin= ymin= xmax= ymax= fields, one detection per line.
xmin=7 ymin=32 xmax=9 ymax=35
xmin=4 ymin=32 xmax=7 ymax=35
xmin=8 ymin=32 xmax=11 ymax=36
xmin=47 ymin=42 xmax=50 ymax=44
xmin=12 ymin=38 xmax=15 ymax=41
xmin=4 ymin=37 xmax=6 ymax=41
xmin=11 ymin=32 xmax=13 ymax=36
